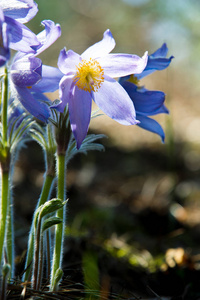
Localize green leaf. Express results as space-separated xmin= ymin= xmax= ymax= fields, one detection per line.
xmin=40 ymin=198 xmax=68 ymax=218
xmin=42 ymin=217 xmax=63 ymax=232
xmin=66 ymin=133 xmax=106 ymax=163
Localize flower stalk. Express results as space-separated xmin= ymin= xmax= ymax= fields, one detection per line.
xmin=32 ymin=209 xmax=43 ymax=290
xmin=0 ymin=67 xmax=11 ymax=275
xmin=0 ymin=168 xmax=9 ymax=266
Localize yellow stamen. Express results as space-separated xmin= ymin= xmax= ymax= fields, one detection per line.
xmin=73 ymin=58 xmax=104 ymax=92
xmin=27 ymin=86 xmax=32 ymax=89
xmin=128 ymin=74 xmax=139 ymax=85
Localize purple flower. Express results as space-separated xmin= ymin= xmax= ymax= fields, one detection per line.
xmin=120 ymin=44 xmax=173 ymax=142
xmin=0 ymin=0 xmax=39 ymax=66
xmin=10 ymin=20 xmax=62 ymax=122
xmin=53 ymin=29 xmax=148 ymax=148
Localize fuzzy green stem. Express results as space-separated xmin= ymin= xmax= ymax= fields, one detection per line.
xmin=32 ymin=211 xmax=43 ymax=290
xmin=46 ymin=229 xmax=51 ymax=281
xmin=0 ymin=170 xmax=9 ymax=267
xmin=0 ymin=66 xmax=10 ymax=271
xmin=2 ymin=67 xmax=8 ymax=147
xmin=50 ymin=153 xmax=66 ymax=290
xmin=37 ymin=232 xmax=44 ymax=290
xmin=37 ymin=174 xmax=55 ymax=209
xmin=23 ymin=174 xmax=55 ymax=282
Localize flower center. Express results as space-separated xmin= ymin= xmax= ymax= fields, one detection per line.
xmin=73 ymin=58 xmax=104 ymax=92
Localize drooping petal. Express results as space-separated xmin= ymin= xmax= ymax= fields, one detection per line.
xmin=58 ymin=49 xmax=81 ymax=74
xmin=98 ymin=51 xmax=148 ymax=78
xmin=51 ymin=74 xmax=74 ymax=112
xmin=5 ymin=16 xmax=40 ymax=52
xmin=68 ymin=86 xmax=92 ymax=149
xmin=151 ymin=43 xmax=168 ymax=58
xmin=14 ymin=85 xmax=50 ymax=122
xmin=121 ymin=81 xmax=168 ymax=116
xmin=1 ymin=0 xmax=38 ymax=23
xmin=137 ymin=57 xmax=174 ymax=79
xmin=93 ymin=75 xmax=138 ymax=125
xmin=154 ymin=104 xmax=169 ymax=115
xmin=32 ymin=65 xmax=63 ymax=93
xmin=81 ymin=29 xmax=116 ymax=59
xmin=136 ymin=114 xmax=165 ymax=142
xmin=32 ymin=20 xmax=61 ymax=56
xmin=137 ymin=44 xmax=174 ymax=79
xmin=11 ymin=56 xmax=42 ymax=87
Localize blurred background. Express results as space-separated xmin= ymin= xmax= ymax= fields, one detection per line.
xmin=13 ymin=0 xmax=200 ymax=298
xmin=27 ymin=0 xmax=200 ymax=147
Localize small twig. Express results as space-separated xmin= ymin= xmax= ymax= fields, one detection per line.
xmin=147 ymin=285 xmax=162 ymax=299
xmin=20 ymin=283 xmax=27 ymax=299
xmin=21 ymin=259 xmax=33 ymax=277
xmin=182 ymin=283 xmax=192 ymax=300
xmin=7 ymin=282 xmax=82 ymax=300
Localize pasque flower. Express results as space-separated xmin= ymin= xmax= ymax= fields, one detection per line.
xmin=119 ymin=43 xmax=173 ymax=142
xmin=53 ymin=29 xmax=148 ymax=148
xmin=0 ymin=0 xmax=39 ymax=66
xmin=10 ymin=20 xmax=62 ymax=121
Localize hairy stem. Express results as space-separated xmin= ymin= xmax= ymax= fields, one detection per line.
xmin=50 ymin=153 xmax=66 ymax=290
xmin=37 ymin=232 xmax=44 ymax=290
xmin=32 ymin=214 xmax=42 ymax=290
xmin=0 ymin=67 xmax=10 ymax=272
xmin=0 ymin=170 xmax=9 ymax=267
xmin=46 ymin=229 xmax=51 ymax=281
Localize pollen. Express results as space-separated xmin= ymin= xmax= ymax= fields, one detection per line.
xmin=73 ymin=58 xmax=104 ymax=92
